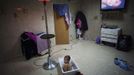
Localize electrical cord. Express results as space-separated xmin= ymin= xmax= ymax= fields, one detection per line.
xmin=33 ymin=57 xmax=47 ymax=67
xmin=33 ymin=39 xmax=78 ymax=68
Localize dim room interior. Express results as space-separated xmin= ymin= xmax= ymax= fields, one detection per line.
xmin=0 ymin=0 xmax=134 ymax=75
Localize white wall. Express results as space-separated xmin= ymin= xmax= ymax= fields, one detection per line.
xmin=80 ymin=0 xmax=101 ymax=40
xmin=0 ymin=0 xmax=80 ymax=63
xmin=80 ymin=0 xmax=134 ymax=47
xmin=0 ymin=0 xmax=55 ymax=62
xmin=46 ymin=2 xmax=56 ymax=46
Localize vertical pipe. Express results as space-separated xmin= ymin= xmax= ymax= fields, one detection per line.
xmin=43 ymin=2 xmax=51 ymax=57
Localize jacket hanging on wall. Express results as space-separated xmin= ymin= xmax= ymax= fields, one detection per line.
xmin=75 ymin=11 xmax=88 ymax=38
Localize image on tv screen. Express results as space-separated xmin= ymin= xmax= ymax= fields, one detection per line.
xmin=101 ymin=0 xmax=125 ymax=10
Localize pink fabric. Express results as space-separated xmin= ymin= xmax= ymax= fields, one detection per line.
xmin=25 ymin=32 xmax=48 ymax=54
xmin=76 ymin=18 xmax=81 ymax=28
xmin=26 ymin=32 xmax=48 ymax=54
xmin=25 ymin=32 xmax=36 ymax=42
xmin=36 ymin=33 xmax=48 ymax=54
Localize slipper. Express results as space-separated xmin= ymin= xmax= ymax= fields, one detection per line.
xmin=114 ymin=58 xmax=130 ymax=71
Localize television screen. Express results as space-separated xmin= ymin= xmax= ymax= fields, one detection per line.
xmin=101 ymin=0 xmax=126 ymax=10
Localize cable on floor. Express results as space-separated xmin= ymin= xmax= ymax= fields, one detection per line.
xmin=33 ymin=39 xmax=78 ymax=68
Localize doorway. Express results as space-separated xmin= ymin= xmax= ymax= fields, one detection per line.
xmin=53 ymin=4 xmax=69 ymax=45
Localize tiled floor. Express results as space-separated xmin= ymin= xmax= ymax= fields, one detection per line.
xmin=0 ymin=40 xmax=134 ymax=75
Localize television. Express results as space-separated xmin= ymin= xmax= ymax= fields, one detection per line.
xmin=101 ymin=0 xmax=126 ymax=11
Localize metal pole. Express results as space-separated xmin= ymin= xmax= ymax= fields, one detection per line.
xmin=42 ymin=2 xmax=57 ymax=70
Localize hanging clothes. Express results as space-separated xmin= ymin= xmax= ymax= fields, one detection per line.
xmin=53 ymin=4 xmax=68 ymax=16
xmin=53 ymin=4 xmax=71 ymax=29
xmin=75 ymin=11 xmax=88 ymax=38
xmin=76 ymin=18 xmax=82 ymax=29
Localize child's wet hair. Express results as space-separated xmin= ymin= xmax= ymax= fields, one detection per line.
xmin=64 ymin=55 xmax=71 ymax=61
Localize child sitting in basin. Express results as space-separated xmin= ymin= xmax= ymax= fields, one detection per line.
xmin=63 ymin=55 xmax=72 ymax=72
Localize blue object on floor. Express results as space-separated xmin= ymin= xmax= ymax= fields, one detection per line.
xmin=114 ymin=58 xmax=130 ymax=71
xmin=96 ymin=36 xmax=100 ymax=44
